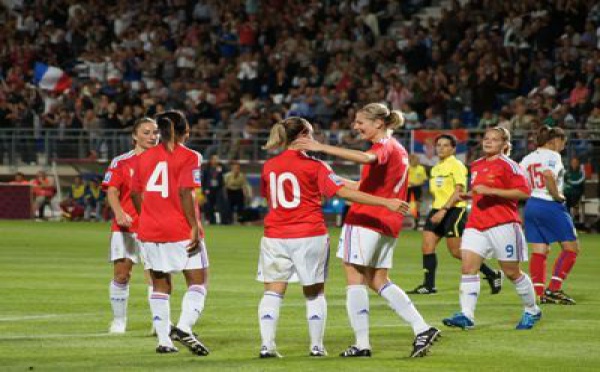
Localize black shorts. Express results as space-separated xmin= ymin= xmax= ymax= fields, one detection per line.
xmin=408 ymin=186 xmax=423 ymax=202
xmin=423 ymin=207 xmax=467 ymax=238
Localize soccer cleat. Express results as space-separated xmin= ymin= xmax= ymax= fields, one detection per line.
xmin=309 ymin=346 xmax=328 ymax=357
xmin=410 ymin=327 xmax=441 ymax=357
xmin=156 ymin=345 xmax=179 ymax=353
xmin=442 ymin=312 xmax=475 ymax=330
xmin=542 ymin=289 xmax=576 ymax=305
xmin=408 ymin=285 xmax=438 ymax=295
xmin=485 ymin=270 xmax=504 ymax=295
xmin=259 ymin=346 xmax=282 ymax=358
xmin=109 ymin=319 xmax=126 ymax=334
xmin=339 ymin=345 xmax=371 ymax=357
xmin=516 ymin=311 xmax=542 ymax=330
xmin=170 ymin=327 xmax=210 ymax=356
xmin=169 ymin=325 xmax=199 ymax=341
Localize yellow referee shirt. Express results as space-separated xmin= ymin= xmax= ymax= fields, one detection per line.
xmin=409 ymin=164 xmax=428 ymax=187
xmin=429 ymin=155 xmax=467 ymax=209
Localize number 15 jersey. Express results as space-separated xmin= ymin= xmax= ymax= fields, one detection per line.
xmin=132 ymin=144 xmax=203 ymax=242
xmin=261 ymin=150 xmax=344 ymax=239
xmin=520 ymin=148 xmax=564 ymax=201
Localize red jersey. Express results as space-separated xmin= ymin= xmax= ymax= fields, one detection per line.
xmin=262 ymin=150 xmax=344 ymax=238
xmin=132 ymin=144 xmax=203 ymax=242
xmin=102 ymin=150 xmax=139 ymax=233
xmin=345 ymin=137 xmax=409 ymax=238
xmin=467 ymin=155 xmax=531 ymax=231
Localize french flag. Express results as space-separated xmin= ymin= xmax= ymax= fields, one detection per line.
xmin=33 ymin=62 xmax=72 ymax=93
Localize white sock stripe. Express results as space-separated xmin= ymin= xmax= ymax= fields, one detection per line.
xmin=513 ymin=275 xmax=526 ymax=284
xmin=551 ymin=276 xmax=563 ymax=282
xmin=111 ymin=280 xmax=128 ymax=289
xmin=188 ymin=285 xmax=206 ymax=295
xmin=264 ymin=291 xmax=284 ymax=299
xmin=151 ymin=293 xmax=169 ymax=300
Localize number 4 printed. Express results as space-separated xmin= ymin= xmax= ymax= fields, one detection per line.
xmin=147 ymin=161 xmax=169 ymax=198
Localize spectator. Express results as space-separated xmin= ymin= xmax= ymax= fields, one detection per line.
xmin=223 ymin=161 xmax=249 ymax=224
xmin=202 ymin=154 xmax=227 ymax=224
xmin=31 ymin=170 xmax=56 ymax=220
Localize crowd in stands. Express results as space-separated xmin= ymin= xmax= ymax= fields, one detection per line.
xmin=0 ymin=0 xmax=600 ymax=166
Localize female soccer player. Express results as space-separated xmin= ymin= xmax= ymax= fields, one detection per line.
xmin=103 ymin=117 xmax=158 ymax=334
xmin=443 ymin=127 xmax=541 ymax=330
xmin=520 ymin=126 xmax=579 ymax=305
xmin=132 ymin=110 xmax=209 ymax=355
xmin=409 ymin=134 xmax=502 ymax=295
xmin=257 ymin=117 xmax=410 ymax=358
xmin=295 ymin=103 xmax=440 ymax=358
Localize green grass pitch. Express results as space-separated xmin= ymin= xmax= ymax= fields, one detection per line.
xmin=0 ymin=221 xmax=598 ymax=371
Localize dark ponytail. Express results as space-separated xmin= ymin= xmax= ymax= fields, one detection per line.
xmin=536 ymin=126 xmax=566 ymax=147
xmin=155 ymin=110 xmax=189 ymax=145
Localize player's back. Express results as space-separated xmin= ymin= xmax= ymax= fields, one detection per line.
xmin=345 ymin=137 xmax=409 ymax=237
xmin=133 ymin=144 xmax=202 ymax=242
xmin=520 ymin=148 xmax=564 ymax=201
xmin=262 ymin=150 xmax=340 ymax=239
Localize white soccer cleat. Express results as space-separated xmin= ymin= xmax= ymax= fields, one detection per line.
xmin=109 ymin=318 xmax=127 ymax=334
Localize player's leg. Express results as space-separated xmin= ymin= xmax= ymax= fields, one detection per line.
xmin=109 ymin=258 xmax=133 ymax=333
xmin=529 ymin=243 xmax=550 ymax=299
xmin=409 ymin=230 xmax=441 ymax=294
xmin=259 ymin=282 xmax=287 ymax=358
xmin=546 ymin=240 xmax=579 ymax=304
xmin=340 ymin=263 xmax=372 ymax=357
xmin=149 ymin=270 xmax=176 ymax=352
xmin=367 ymin=268 xmax=439 ymax=357
xmin=303 ymin=283 xmax=327 ymax=356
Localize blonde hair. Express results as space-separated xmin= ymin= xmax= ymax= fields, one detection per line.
xmin=263 ymin=117 xmax=310 ymax=150
xmin=487 ymin=126 xmax=512 ymax=156
xmin=358 ymin=102 xmax=405 ymax=129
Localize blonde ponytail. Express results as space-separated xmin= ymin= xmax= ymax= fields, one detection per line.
xmin=263 ymin=122 xmax=287 ymax=150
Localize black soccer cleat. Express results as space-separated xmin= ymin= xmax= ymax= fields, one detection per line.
xmin=339 ymin=345 xmax=371 ymax=357
xmin=410 ymin=327 xmax=441 ymax=358
xmin=485 ymin=270 xmax=504 ymax=295
xmin=408 ymin=285 xmax=438 ymax=295
xmin=170 ymin=327 xmax=210 ymax=356
xmin=156 ymin=345 xmax=179 ymax=354
xmin=542 ymin=289 xmax=576 ymax=305
xmin=259 ymin=346 xmax=282 ymax=358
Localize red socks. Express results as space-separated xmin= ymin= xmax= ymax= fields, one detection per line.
xmin=529 ymin=253 xmax=547 ymax=297
xmin=548 ymin=250 xmax=578 ymax=292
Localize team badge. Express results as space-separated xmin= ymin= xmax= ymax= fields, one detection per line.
xmin=104 ymin=171 xmax=112 ymax=183
xmin=193 ymin=169 xmax=201 ymax=184
xmin=548 ymin=160 xmax=556 ymax=168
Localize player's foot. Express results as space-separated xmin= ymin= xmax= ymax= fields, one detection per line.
xmin=109 ymin=318 xmax=126 ymax=334
xmin=259 ymin=346 xmax=282 ymax=358
xmin=485 ymin=270 xmax=504 ymax=295
xmin=408 ymin=285 xmax=438 ymax=295
xmin=543 ymin=289 xmax=576 ymax=305
xmin=170 ymin=327 xmax=210 ymax=356
xmin=169 ymin=325 xmax=198 ymax=341
xmin=442 ymin=312 xmax=475 ymax=330
xmin=309 ymin=346 xmax=327 ymax=357
xmin=410 ymin=327 xmax=441 ymax=357
xmin=516 ymin=311 xmax=542 ymax=330
xmin=339 ymin=345 xmax=371 ymax=357
xmin=156 ymin=345 xmax=179 ymax=353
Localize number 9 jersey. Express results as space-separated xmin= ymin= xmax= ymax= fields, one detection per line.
xmin=519 ymin=148 xmax=564 ymax=201
xmin=261 ymin=150 xmax=344 ymax=239
xmin=132 ymin=144 xmax=203 ymax=242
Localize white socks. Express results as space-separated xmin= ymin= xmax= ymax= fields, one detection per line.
xmin=379 ymin=282 xmax=429 ymax=335
xmin=258 ymin=291 xmax=283 ymax=350
xmin=176 ymin=285 xmax=207 ymax=334
xmin=110 ymin=280 xmax=129 ymax=322
xmin=513 ymin=274 xmax=540 ymax=315
xmin=150 ymin=292 xmax=173 ymax=347
xmin=460 ymin=275 xmax=480 ymax=321
xmin=306 ymin=294 xmax=327 ymax=350
xmin=346 ymin=285 xmax=370 ymax=350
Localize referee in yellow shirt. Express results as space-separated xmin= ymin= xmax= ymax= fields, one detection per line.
xmin=407 ymin=154 xmax=428 ymax=229
xmin=409 ymin=134 xmax=502 ymax=294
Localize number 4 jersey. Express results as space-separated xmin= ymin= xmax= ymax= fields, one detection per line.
xmin=261 ymin=150 xmax=344 ymax=239
xmin=132 ymin=144 xmax=202 ymax=242
xmin=520 ymin=148 xmax=564 ymax=201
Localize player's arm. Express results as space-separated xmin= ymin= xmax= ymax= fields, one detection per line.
xmin=336 ymin=186 xmax=409 ymax=214
xmin=542 ymin=169 xmax=565 ymax=202
xmin=294 ymin=138 xmax=377 ymax=164
xmin=431 ymin=184 xmax=464 ymax=224
xmin=107 ymin=186 xmax=132 ymax=227
xmin=472 ymin=184 xmax=529 ymax=200
xmin=131 ymin=192 xmax=142 ymax=214
xmin=338 ymin=176 xmax=360 ymax=190
xmin=180 ymin=187 xmax=200 ymax=256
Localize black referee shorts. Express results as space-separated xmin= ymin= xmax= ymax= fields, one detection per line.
xmin=423 ymin=207 xmax=467 ymax=238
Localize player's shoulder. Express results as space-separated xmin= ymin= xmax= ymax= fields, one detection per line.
xmin=178 ymin=144 xmax=203 ymax=162
xmin=109 ymin=150 xmax=136 ymax=169
xmin=470 ymin=157 xmax=486 ymax=168
xmin=499 ymin=154 xmax=524 ymax=175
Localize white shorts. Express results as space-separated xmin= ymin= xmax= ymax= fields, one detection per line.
xmin=461 ymin=223 xmax=528 ymax=262
xmin=140 ymin=239 xmax=209 ymax=273
xmin=256 ymin=234 xmax=330 ymax=286
xmin=109 ymin=232 xmax=141 ymax=263
xmin=337 ymin=225 xmax=397 ymax=269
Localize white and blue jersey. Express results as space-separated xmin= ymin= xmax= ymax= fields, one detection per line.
xmin=520 ymin=149 xmax=576 ymax=243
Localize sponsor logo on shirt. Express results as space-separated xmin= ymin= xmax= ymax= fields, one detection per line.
xmin=329 ymin=173 xmax=344 ymax=186
xmin=104 ymin=171 xmax=112 ymax=183
xmin=193 ymin=169 xmax=201 ymax=184
xmin=548 ymin=160 xmax=556 ymax=168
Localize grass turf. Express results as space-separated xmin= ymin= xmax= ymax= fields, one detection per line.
xmin=0 ymin=221 xmax=598 ymax=371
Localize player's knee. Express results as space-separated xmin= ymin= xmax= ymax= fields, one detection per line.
xmin=114 ymin=272 xmax=131 ymax=284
